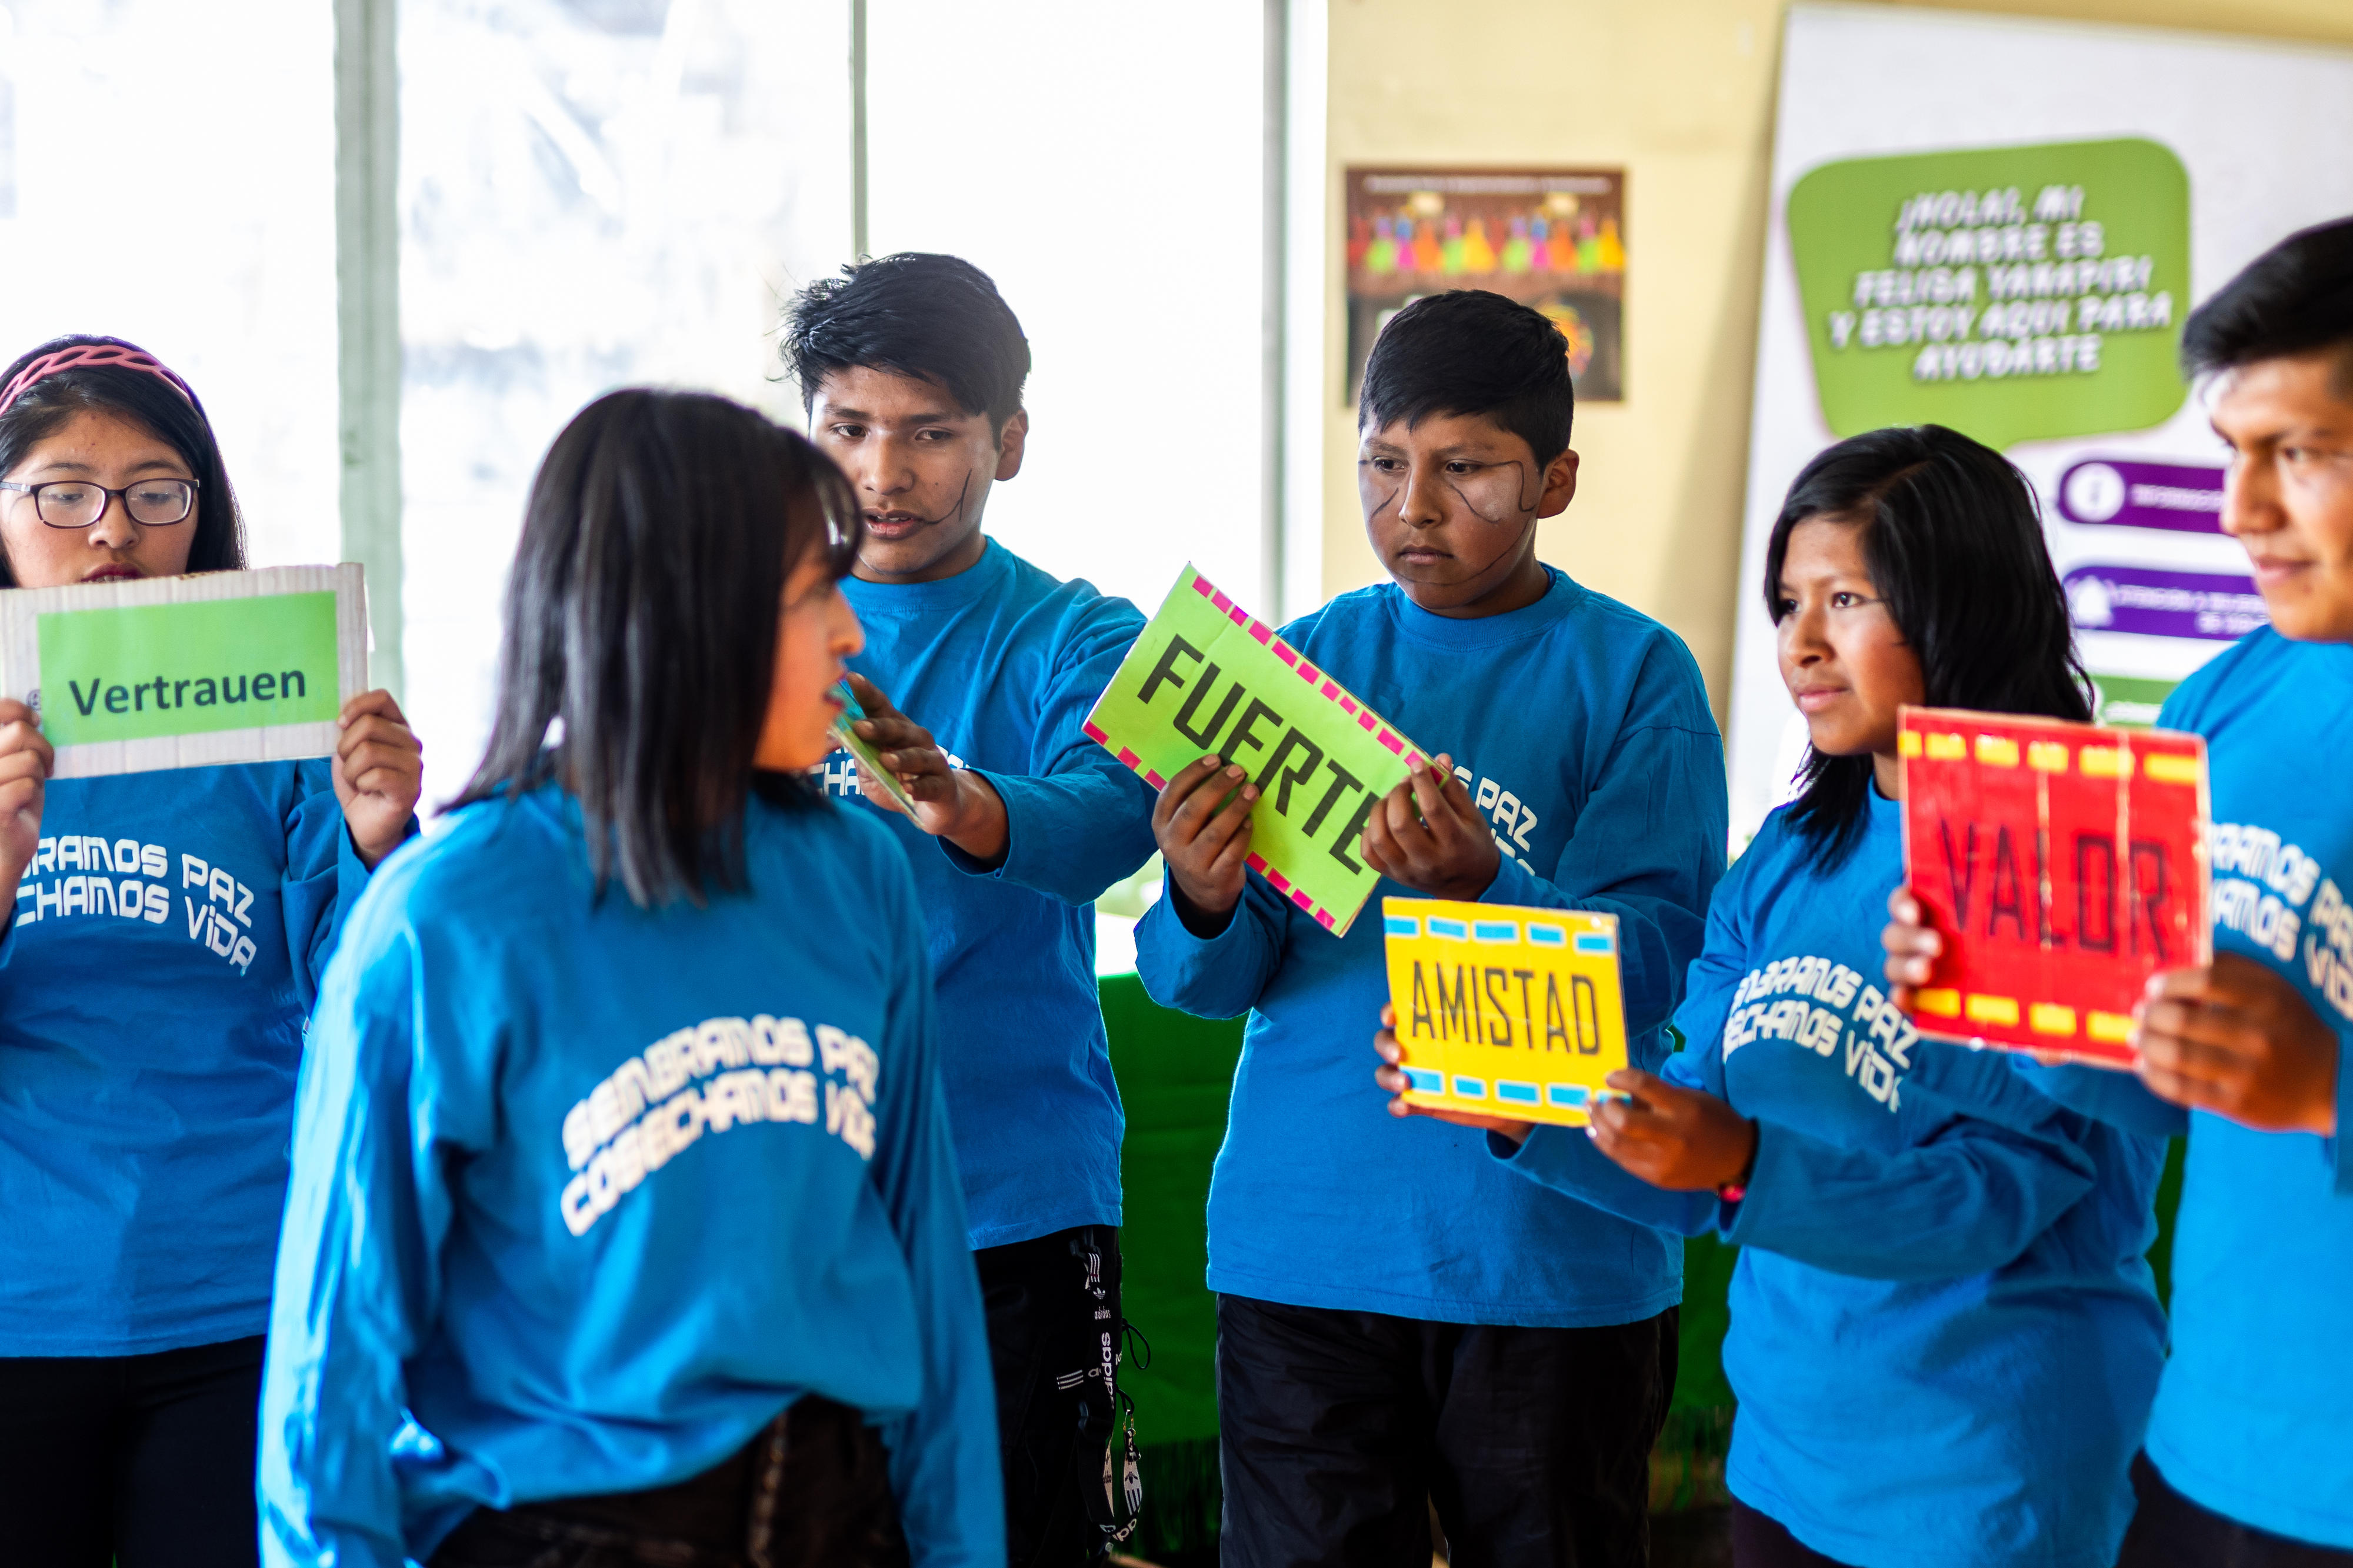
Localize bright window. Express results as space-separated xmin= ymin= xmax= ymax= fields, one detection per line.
xmin=0 ymin=1 xmax=339 ymax=569
xmin=864 ymin=1 xmax=1268 ymax=620
xmin=0 ymin=1 xmax=1276 ymax=818
xmin=398 ymin=0 xmax=852 ymax=810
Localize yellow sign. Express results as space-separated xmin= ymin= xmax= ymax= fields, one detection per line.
xmin=1382 ymin=898 xmax=1629 ymax=1127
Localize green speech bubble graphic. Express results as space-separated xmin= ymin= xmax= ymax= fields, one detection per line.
xmin=1788 ymin=138 xmax=2189 ymax=449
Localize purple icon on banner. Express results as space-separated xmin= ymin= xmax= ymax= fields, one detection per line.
xmin=2064 ymin=565 xmax=2267 ymax=642
xmin=2057 ymin=458 xmax=2226 ymax=533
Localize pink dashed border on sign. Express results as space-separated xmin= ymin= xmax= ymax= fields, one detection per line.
xmin=1089 ymin=566 xmax=1429 ymax=937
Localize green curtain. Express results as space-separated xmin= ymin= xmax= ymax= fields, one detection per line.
xmin=1101 ymin=973 xmax=1239 ymax=1562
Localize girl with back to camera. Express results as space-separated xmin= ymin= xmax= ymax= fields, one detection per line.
xmin=1375 ymin=426 xmax=2168 ymax=1568
xmin=0 ymin=335 xmax=422 ymax=1565
xmin=258 ymin=389 xmax=1001 ymax=1568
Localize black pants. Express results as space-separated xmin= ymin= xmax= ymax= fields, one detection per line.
xmin=975 ymin=1224 xmax=1126 ymax=1568
xmin=2118 ymin=1450 xmax=2353 ymax=1567
xmin=431 ymin=1394 xmax=906 ymax=1568
xmin=0 ymin=1333 xmax=265 ymax=1568
xmin=1729 ymin=1502 xmax=1856 ymax=1568
xmin=1215 ymin=1294 xmax=1677 ymax=1568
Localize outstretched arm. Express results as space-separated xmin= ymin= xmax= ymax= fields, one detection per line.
xmin=849 ymin=603 xmax=1158 ymax=904
xmin=1722 ymin=1113 xmax=2097 ymax=1280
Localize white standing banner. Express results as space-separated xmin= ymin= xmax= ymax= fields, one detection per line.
xmin=1729 ymin=2 xmax=2353 ymax=846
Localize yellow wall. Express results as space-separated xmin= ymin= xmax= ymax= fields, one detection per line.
xmin=1318 ymin=0 xmax=2353 ymax=722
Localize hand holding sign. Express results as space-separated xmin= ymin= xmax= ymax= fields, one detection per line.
xmin=1879 ymin=886 xmax=1942 ymax=1015
xmin=332 ymin=690 xmax=422 ymax=869
xmin=2134 ymin=955 xmax=2339 ymax=1134
xmin=1152 ymin=754 xmax=1259 ymax=935
xmin=1361 ymin=753 xmax=1499 ymax=902
xmin=1375 ymin=1003 xmax=1533 ymax=1141
xmin=0 ymin=698 xmax=53 ymax=904
xmin=0 ymin=565 xmax=416 ymax=870
xmin=841 ymin=673 xmax=1009 ymax=864
xmin=1376 ymin=1001 xmax=1761 ymax=1189
xmin=1585 ymin=1072 xmax=1758 ymax=1192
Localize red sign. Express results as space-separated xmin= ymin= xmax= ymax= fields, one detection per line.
xmin=1899 ymin=706 xmax=2210 ymax=1066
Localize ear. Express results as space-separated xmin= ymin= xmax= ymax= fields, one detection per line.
xmin=1536 ymin=448 xmax=1579 ymax=519
xmin=994 ymin=408 xmax=1029 ymax=482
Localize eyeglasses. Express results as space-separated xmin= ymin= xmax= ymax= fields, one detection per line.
xmin=0 ymin=476 xmax=199 ymax=529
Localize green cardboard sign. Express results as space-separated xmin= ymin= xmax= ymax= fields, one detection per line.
xmin=37 ymin=592 xmax=340 ymax=746
xmin=1085 ymin=565 xmax=1425 ymax=938
xmin=0 ymin=565 xmax=366 ymax=779
xmin=1788 ymin=138 xmax=2190 ymax=449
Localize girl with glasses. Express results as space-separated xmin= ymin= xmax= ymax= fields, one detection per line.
xmin=1375 ymin=425 xmax=2170 ymax=1568
xmin=0 ymin=333 xmax=424 ymax=1564
xmin=258 ymin=389 xmax=998 ymax=1567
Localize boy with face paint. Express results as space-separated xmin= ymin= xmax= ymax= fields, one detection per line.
xmin=785 ymin=254 xmax=1158 ymax=1568
xmin=1886 ymin=217 xmax=2353 ymax=1566
xmin=1138 ymin=289 xmax=1727 ymax=1568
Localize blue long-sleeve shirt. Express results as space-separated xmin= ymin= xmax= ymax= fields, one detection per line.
xmin=2021 ymin=629 xmax=2353 ymax=1550
xmin=1502 ymin=790 xmax=2167 ymax=1568
xmin=825 ymin=540 xmax=1156 ymax=1249
xmin=0 ymin=760 xmax=369 ymax=1355
xmin=258 ymin=782 xmax=1001 ymax=1568
xmin=1135 ymin=568 xmax=1726 ymax=1325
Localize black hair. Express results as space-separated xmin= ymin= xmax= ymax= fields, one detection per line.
xmin=782 ymin=252 xmax=1031 ymax=434
xmin=2182 ymin=215 xmax=2353 ymax=388
xmin=0 ymin=333 xmax=245 ymax=582
xmin=1357 ymin=289 xmax=1575 ymax=466
xmin=1764 ymin=424 xmax=2091 ymax=865
xmin=454 ymin=388 xmax=863 ymax=908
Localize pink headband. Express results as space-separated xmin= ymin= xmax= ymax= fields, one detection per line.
xmin=0 ymin=343 xmax=198 ymax=420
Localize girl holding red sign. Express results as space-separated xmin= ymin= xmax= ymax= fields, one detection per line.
xmin=1377 ymin=424 xmax=2169 ymax=1568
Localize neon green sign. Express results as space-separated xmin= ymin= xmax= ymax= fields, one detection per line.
xmin=1788 ymin=137 xmax=2190 ymax=449
xmin=1085 ymin=565 xmax=1425 ymax=938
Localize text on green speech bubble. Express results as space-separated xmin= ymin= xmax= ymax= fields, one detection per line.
xmin=1788 ymin=138 xmax=2189 ymax=449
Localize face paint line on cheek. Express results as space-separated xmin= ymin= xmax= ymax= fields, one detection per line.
xmin=1442 ymin=460 xmax=1538 ymax=526
xmin=906 ymin=472 xmax=971 ymax=531
xmin=859 ymin=472 xmax=976 ymax=565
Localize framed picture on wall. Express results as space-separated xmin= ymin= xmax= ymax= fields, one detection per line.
xmin=1345 ymin=166 xmax=1627 ymax=405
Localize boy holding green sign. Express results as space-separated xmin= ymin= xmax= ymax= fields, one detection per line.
xmin=1136 ymin=291 xmax=1727 ymax=1568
